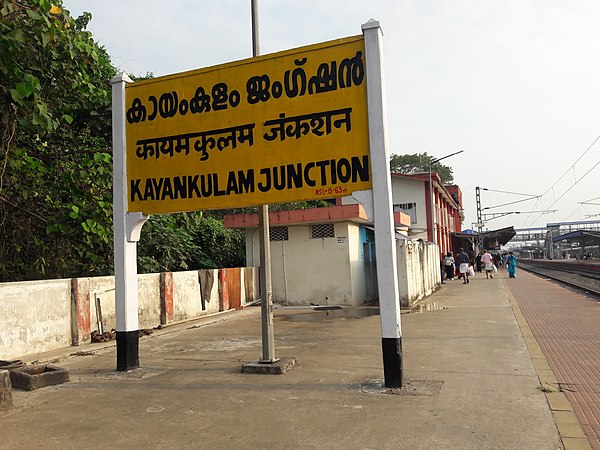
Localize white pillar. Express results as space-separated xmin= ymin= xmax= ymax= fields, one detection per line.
xmin=362 ymin=19 xmax=403 ymax=388
xmin=111 ymin=73 xmax=148 ymax=371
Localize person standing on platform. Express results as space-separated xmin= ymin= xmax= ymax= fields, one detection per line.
xmin=475 ymin=252 xmax=482 ymax=272
xmin=481 ymin=249 xmax=494 ymax=279
xmin=443 ymin=252 xmax=455 ymax=280
xmin=507 ymin=251 xmax=517 ymax=278
xmin=456 ymin=248 xmax=471 ymax=284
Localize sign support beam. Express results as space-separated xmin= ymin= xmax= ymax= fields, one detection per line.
xmin=362 ymin=19 xmax=403 ymax=388
xmin=111 ymin=73 xmax=149 ymax=371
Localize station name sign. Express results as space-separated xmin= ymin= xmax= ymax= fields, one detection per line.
xmin=125 ymin=36 xmax=371 ymax=214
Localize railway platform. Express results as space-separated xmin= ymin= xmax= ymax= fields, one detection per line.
xmin=0 ymin=267 xmax=594 ymax=449
xmin=507 ymin=267 xmax=600 ymax=449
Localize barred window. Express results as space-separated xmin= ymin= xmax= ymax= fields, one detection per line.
xmin=270 ymin=226 xmax=289 ymax=241
xmin=394 ymin=202 xmax=417 ymax=224
xmin=310 ymin=223 xmax=335 ymax=239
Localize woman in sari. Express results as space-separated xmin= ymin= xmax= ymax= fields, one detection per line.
xmin=507 ymin=252 xmax=517 ymax=278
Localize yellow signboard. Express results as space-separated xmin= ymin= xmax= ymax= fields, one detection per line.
xmin=125 ymin=36 xmax=370 ymax=214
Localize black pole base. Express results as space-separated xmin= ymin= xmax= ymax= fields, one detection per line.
xmin=116 ymin=330 xmax=139 ymax=371
xmin=382 ymin=337 xmax=403 ymax=388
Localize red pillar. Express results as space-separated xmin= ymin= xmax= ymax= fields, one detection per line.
xmin=219 ymin=269 xmax=230 ymax=312
xmin=160 ymin=272 xmax=174 ymax=325
xmin=70 ymin=278 xmax=91 ymax=345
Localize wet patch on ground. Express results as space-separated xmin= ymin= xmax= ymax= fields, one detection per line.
xmin=413 ymin=302 xmax=447 ymax=313
xmin=278 ymin=307 xmax=379 ymax=322
xmin=360 ymin=378 xmax=444 ymax=397
xmin=94 ymin=367 xmax=170 ymax=381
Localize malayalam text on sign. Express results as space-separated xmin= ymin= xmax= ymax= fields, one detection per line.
xmin=125 ymin=35 xmax=371 ymax=214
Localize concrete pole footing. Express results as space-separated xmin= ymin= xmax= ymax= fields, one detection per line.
xmin=241 ymin=357 xmax=298 ymax=374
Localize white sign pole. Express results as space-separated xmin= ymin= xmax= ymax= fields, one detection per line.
xmin=362 ymin=19 xmax=403 ymax=388
xmin=111 ymin=74 xmax=148 ymax=371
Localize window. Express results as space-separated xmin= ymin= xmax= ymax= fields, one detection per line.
xmin=394 ymin=202 xmax=417 ymax=224
xmin=310 ymin=223 xmax=335 ymax=239
xmin=270 ymin=226 xmax=289 ymax=241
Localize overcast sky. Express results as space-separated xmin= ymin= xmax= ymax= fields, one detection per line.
xmin=64 ymin=0 xmax=600 ymax=231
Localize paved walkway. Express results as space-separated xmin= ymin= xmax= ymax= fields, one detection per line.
xmin=1 ymin=271 xmax=568 ymax=449
xmin=505 ymin=267 xmax=600 ymax=449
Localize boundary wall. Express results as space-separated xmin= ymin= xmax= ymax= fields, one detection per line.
xmin=396 ymin=239 xmax=441 ymax=308
xmin=0 ymin=267 xmax=259 ymax=360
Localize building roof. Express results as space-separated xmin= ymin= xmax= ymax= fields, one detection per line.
xmin=552 ymin=230 xmax=600 ymax=245
xmin=547 ymin=219 xmax=600 ymax=227
xmin=452 ymin=226 xmax=517 ymax=249
xmin=224 ymin=204 xmax=412 ymax=229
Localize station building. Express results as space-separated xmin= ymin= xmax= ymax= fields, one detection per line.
xmin=224 ymin=170 xmax=461 ymax=307
xmin=341 ymin=172 xmax=464 ymax=257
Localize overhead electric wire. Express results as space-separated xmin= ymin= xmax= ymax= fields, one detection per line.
xmin=521 ymin=133 xmax=600 ymax=227
xmin=482 ymin=196 xmax=539 ymax=211
xmin=530 ymin=157 xmax=600 ymax=225
xmin=563 ymin=204 xmax=583 ymax=221
xmin=579 ymin=195 xmax=600 ymax=205
xmin=481 ymin=188 xmax=538 ymax=197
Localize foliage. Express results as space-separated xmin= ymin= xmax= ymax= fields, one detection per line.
xmin=390 ymin=152 xmax=455 ymax=184
xmin=0 ymin=1 xmax=330 ymax=282
xmin=203 ymin=200 xmax=335 ymax=221
xmin=137 ymin=213 xmax=245 ymax=273
xmin=0 ymin=0 xmax=116 ymax=280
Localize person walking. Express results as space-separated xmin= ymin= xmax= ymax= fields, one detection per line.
xmin=443 ymin=252 xmax=455 ymax=280
xmin=475 ymin=253 xmax=482 ymax=272
xmin=480 ymin=249 xmax=494 ymax=279
xmin=507 ymin=251 xmax=517 ymax=278
xmin=456 ymin=248 xmax=471 ymax=284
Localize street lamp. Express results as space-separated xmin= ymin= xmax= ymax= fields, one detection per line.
xmin=428 ymin=150 xmax=463 ymax=245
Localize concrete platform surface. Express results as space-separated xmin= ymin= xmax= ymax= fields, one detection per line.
xmin=1 ymin=274 xmax=563 ymax=449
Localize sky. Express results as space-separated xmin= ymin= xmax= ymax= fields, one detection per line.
xmin=64 ymin=0 xmax=600 ymax=232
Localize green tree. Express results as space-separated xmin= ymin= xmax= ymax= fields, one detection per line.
xmin=0 ymin=0 xmax=115 ymax=280
xmin=0 ymin=1 xmax=303 ymax=281
xmin=390 ymin=152 xmax=455 ymax=184
xmin=137 ymin=213 xmax=245 ymax=273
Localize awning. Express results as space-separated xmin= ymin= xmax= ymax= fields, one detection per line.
xmin=552 ymin=230 xmax=600 ymax=246
xmin=452 ymin=226 xmax=516 ymax=250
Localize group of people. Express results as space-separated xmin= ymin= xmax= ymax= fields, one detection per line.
xmin=442 ymin=249 xmax=517 ymax=284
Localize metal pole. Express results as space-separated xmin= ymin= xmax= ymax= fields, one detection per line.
xmin=251 ymin=0 xmax=260 ymax=56
xmin=252 ymin=0 xmax=276 ymax=363
xmin=476 ymin=186 xmax=483 ymax=233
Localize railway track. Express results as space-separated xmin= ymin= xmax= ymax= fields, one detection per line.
xmin=520 ymin=259 xmax=600 ymax=297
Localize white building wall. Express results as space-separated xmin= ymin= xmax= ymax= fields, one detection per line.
xmin=342 ymin=178 xmax=428 ymax=239
xmin=390 ymin=178 xmax=428 ymax=239
xmin=348 ymin=223 xmax=367 ymax=304
xmin=247 ymin=222 xmax=362 ymax=306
